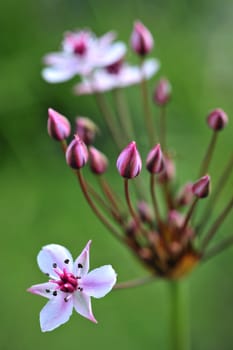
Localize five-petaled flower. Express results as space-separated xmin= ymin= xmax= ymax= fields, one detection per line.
xmin=27 ymin=241 xmax=117 ymax=332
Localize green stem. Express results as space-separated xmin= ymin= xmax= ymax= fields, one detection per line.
xmin=169 ymin=280 xmax=190 ymax=350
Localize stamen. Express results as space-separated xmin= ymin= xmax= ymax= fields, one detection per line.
xmin=78 ymin=263 xmax=83 ymax=268
xmin=45 ymin=289 xmax=50 ymax=293
xmin=64 ymin=259 xmax=70 ymax=264
xmin=52 ymin=263 xmax=57 ymax=268
xmin=53 ymin=291 xmax=58 ymax=296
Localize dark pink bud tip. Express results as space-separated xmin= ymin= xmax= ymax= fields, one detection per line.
xmin=146 ymin=144 xmax=164 ymax=174
xmin=75 ymin=117 xmax=99 ymax=146
xmin=207 ymin=108 xmax=228 ymax=131
xmin=131 ymin=21 xmax=154 ymax=56
xmin=192 ymin=175 xmax=211 ymax=198
xmin=154 ymin=78 xmax=172 ymax=106
xmin=116 ymin=141 xmax=142 ymax=179
xmin=66 ymin=135 xmax=89 ymax=169
xmin=47 ymin=108 xmax=71 ymax=141
xmin=89 ymin=146 xmax=108 ymax=175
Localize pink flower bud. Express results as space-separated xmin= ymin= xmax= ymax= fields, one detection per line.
xmin=207 ymin=108 xmax=228 ymax=131
xmin=176 ymin=182 xmax=194 ymax=206
xmin=192 ymin=175 xmax=211 ymax=198
xmin=158 ymin=155 xmax=176 ymax=183
xmin=75 ymin=117 xmax=99 ymax=146
xmin=130 ymin=21 xmax=154 ymax=56
xmin=116 ymin=141 xmax=142 ymax=179
xmin=66 ymin=135 xmax=89 ymax=169
xmin=47 ymin=108 xmax=71 ymax=141
xmin=168 ymin=210 xmax=184 ymax=228
xmin=89 ymin=146 xmax=108 ymax=175
xmin=154 ymin=78 xmax=171 ymax=106
xmin=146 ymin=144 xmax=164 ymax=174
xmin=137 ymin=201 xmax=153 ymax=223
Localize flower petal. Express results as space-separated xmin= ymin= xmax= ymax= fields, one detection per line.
xmin=141 ymin=58 xmax=160 ymax=79
xmin=40 ymin=293 xmax=73 ymax=332
xmin=27 ymin=282 xmax=57 ymax=299
xmin=81 ymin=265 xmax=117 ymax=298
xmin=42 ymin=67 xmax=76 ymax=83
xmin=37 ymin=244 xmax=74 ymax=278
xmin=73 ymin=240 xmax=91 ymax=277
xmin=73 ymin=291 xmax=97 ymax=323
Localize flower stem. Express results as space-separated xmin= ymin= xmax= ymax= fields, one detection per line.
xmin=199 ymin=131 xmax=218 ymax=177
xmin=140 ymin=65 xmax=156 ymax=147
xmin=150 ymin=174 xmax=162 ymax=228
xmin=159 ymin=106 xmax=167 ymax=150
xmin=169 ymin=280 xmax=190 ymax=350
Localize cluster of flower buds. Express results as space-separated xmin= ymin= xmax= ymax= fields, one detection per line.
xmin=45 ymin=22 xmax=232 ymax=283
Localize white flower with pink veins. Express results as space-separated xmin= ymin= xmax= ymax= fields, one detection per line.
xmin=27 ymin=241 xmax=117 ymax=332
xmin=42 ymin=30 xmax=127 ymax=83
xmin=74 ymin=58 xmax=160 ymax=94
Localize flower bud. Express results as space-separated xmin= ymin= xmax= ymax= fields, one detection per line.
xmin=116 ymin=141 xmax=142 ymax=179
xmin=137 ymin=201 xmax=153 ymax=223
xmin=158 ymin=155 xmax=176 ymax=183
xmin=154 ymin=78 xmax=171 ymax=106
xmin=47 ymin=108 xmax=71 ymax=141
xmin=146 ymin=144 xmax=164 ymax=174
xmin=192 ymin=175 xmax=210 ymax=198
xmin=89 ymin=146 xmax=108 ymax=175
xmin=207 ymin=108 xmax=228 ymax=131
xmin=66 ymin=135 xmax=88 ymax=169
xmin=130 ymin=21 xmax=154 ymax=56
xmin=75 ymin=117 xmax=99 ymax=145
xmin=176 ymin=182 xmax=194 ymax=206
xmin=168 ymin=210 xmax=184 ymax=228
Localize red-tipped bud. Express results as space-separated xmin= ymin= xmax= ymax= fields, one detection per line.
xmin=75 ymin=117 xmax=99 ymax=145
xmin=176 ymin=182 xmax=194 ymax=206
xmin=192 ymin=175 xmax=211 ymax=198
xmin=89 ymin=146 xmax=108 ymax=175
xmin=47 ymin=108 xmax=71 ymax=141
xmin=66 ymin=135 xmax=88 ymax=169
xmin=154 ymin=78 xmax=171 ymax=106
xmin=207 ymin=108 xmax=228 ymax=131
xmin=130 ymin=21 xmax=154 ymax=56
xmin=146 ymin=144 xmax=164 ymax=174
xmin=158 ymin=155 xmax=176 ymax=183
xmin=116 ymin=141 xmax=142 ymax=179
xmin=137 ymin=201 xmax=153 ymax=223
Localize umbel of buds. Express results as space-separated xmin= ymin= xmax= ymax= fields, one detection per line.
xmin=47 ymin=108 xmax=71 ymax=141
xmin=207 ymin=108 xmax=228 ymax=131
xmin=66 ymin=135 xmax=89 ymax=169
xmin=116 ymin=141 xmax=142 ymax=178
xmin=131 ymin=21 xmax=154 ymax=56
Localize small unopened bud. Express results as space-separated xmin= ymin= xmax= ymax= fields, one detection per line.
xmin=192 ymin=175 xmax=210 ymax=198
xmin=176 ymin=182 xmax=194 ymax=206
xmin=89 ymin=146 xmax=108 ymax=175
xmin=66 ymin=135 xmax=88 ymax=169
xmin=207 ymin=108 xmax=228 ymax=131
xmin=131 ymin=21 xmax=154 ymax=56
xmin=158 ymin=155 xmax=176 ymax=183
xmin=154 ymin=78 xmax=171 ymax=106
xmin=146 ymin=144 xmax=164 ymax=174
xmin=137 ymin=201 xmax=153 ymax=223
xmin=75 ymin=117 xmax=99 ymax=145
xmin=116 ymin=141 xmax=142 ymax=179
xmin=168 ymin=210 xmax=184 ymax=228
xmin=47 ymin=108 xmax=71 ymax=141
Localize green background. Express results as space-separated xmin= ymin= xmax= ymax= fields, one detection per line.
xmin=1 ymin=0 xmax=233 ymax=349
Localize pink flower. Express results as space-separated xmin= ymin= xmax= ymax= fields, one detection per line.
xmin=74 ymin=58 xmax=160 ymax=94
xmin=27 ymin=241 xmax=117 ymax=332
xmin=42 ymin=30 xmax=127 ymax=83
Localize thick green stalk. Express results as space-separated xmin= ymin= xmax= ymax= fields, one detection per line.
xmin=169 ymin=280 xmax=190 ymax=350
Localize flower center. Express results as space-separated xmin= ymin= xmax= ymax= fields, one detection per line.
xmin=54 ymin=268 xmax=78 ymax=293
xmin=73 ymin=39 xmax=87 ymax=55
xmin=105 ymin=59 xmax=123 ymax=74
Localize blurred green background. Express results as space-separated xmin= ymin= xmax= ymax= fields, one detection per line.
xmin=1 ymin=0 xmax=233 ymax=349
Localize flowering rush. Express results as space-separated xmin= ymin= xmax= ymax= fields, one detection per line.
xmin=27 ymin=241 xmax=117 ymax=332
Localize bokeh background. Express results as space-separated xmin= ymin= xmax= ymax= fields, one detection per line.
xmin=1 ymin=0 xmax=233 ymax=349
